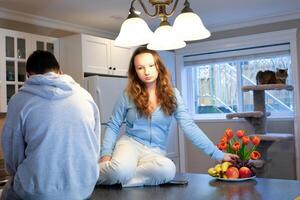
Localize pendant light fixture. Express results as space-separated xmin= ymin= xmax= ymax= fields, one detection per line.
xmin=114 ymin=0 xmax=211 ymax=51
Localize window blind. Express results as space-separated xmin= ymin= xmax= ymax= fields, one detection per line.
xmin=184 ymin=43 xmax=290 ymax=67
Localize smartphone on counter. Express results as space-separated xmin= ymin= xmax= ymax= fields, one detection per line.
xmin=161 ymin=179 xmax=189 ymax=186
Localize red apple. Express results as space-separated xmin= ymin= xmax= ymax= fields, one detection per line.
xmin=239 ymin=167 xmax=252 ymax=178
xmin=226 ymin=167 xmax=239 ymax=179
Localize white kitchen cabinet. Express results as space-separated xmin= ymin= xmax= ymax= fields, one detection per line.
xmin=59 ymin=34 xmax=132 ymax=85
xmin=110 ymin=44 xmax=133 ymax=76
xmin=82 ymin=35 xmax=111 ymax=75
xmin=0 ymin=28 xmax=58 ymax=112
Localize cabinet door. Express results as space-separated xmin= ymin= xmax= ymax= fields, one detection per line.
xmin=0 ymin=30 xmax=31 ymax=112
xmin=82 ymin=35 xmax=111 ymax=74
xmin=110 ymin=43 xmax=132 ymax=76
xmin=0 ymin=29 xmax=58 ymax=112
xmin=32 ymin=34 xmax=59 ymax=61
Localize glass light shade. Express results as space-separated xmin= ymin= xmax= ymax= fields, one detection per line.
xmin=114 ymin=17 xmax=154 ymax=47
xmin=147 ymin=25 xmax=186 ymax=51
xmin=173 ymin=12 xmax=211 ymax=41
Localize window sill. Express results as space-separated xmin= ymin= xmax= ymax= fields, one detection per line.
xmin=193 ymin=116 xmax=294 ymax=123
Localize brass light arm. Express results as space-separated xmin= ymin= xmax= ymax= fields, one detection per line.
xmin=130 ymin=0 xmax=158 ymax=18
xmin=160 ymin=0 xmax=179 ymax=17
xmin=150 ymin=0 xmax=179 ymax=17
xmin=130 ymin=0 xmax=179 ymax=18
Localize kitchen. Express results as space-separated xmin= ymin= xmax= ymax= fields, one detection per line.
xmin=0 ymin=0 xmax=300 ymax=199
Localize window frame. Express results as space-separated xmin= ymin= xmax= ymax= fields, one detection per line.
xmin=186 ymin=54 xmax=294 ymax=119
xmin=175 ymin=29 xmax=298 ymax=121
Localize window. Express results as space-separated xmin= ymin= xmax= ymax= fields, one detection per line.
xmin=184 ymin=44 xmax=294 ymax=118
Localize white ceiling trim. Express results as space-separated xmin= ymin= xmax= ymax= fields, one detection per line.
xmin=209 ymin=9 xmax=300 ymax=32
xmin=0 ymin=7 xmax=116 ymax=38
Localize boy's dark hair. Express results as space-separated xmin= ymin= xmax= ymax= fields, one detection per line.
xmin=26 ymin=50 xmax=60 ymax=74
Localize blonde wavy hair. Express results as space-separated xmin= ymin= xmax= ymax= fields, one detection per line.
xmin=127 ymin=47 xmax=177 ymax=118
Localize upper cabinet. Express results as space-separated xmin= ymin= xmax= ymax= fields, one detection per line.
xmin=82 ymin=35 xmax=111 ymax=75
xmin=59 ymin=34 xmax=133 ymax=85
xmin=110 ymin=44 xmax=133 ymax=76
xmin=0 ymin=28 xmax=59 ymax=112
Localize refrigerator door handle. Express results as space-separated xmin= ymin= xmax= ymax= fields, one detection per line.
xmin=96 ymin=88 xmax=102 ymax=123
xmin=96 ymin=89 xmax=102 ymax=108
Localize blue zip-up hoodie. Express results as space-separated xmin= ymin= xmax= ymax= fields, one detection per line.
xmin=101 ymin=88 xmax=224 ymax=162
xmin=1 ymin=72 xmax=100 ymax=200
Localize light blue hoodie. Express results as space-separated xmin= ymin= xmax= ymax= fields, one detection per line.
xmin=1 ymin=72 xmax=100 ymax=200
xmin=101 ymin=88 xmax=224 ymax=162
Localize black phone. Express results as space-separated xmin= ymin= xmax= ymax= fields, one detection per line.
xmin=164 ymin=179 xmax=188 ymax=185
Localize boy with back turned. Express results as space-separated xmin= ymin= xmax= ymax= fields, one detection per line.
xmin=1 ymin=50 xmax=100 ymax=200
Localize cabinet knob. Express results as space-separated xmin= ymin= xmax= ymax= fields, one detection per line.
xmin=109 ymin=67 xmax=112 ymax=70
xmin=113 ymin=67 xmax=116 ymax=70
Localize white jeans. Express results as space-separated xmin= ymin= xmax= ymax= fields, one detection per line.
xmin=99 ymin=135 xmax=176 ymax=187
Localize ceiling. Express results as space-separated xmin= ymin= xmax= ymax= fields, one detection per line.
xmin=0 ymin=0 xmax=300 ymax=37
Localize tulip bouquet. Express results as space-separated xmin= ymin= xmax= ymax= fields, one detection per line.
xmin=208 ymin=129 xmax=261 ymax=179
xmin=217 ymin=128 xmax=261 ymax=161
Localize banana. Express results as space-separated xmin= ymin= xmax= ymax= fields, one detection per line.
xmin=214 ymin=164 xmax=222 ymax=173
xmin=208 ymin=167 xmax=218 ymax=177
xmin=222 ymin=174 xmax=228 ymax=179
xmin=208 ymin=163 xmax=232 ymax=178
xmin=221 ymin=162 xmax=233 ymax=173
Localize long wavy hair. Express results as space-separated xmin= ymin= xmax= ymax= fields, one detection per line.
xmin=127 ymin=47 xmax=177 ymax=118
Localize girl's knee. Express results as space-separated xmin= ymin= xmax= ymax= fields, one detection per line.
xmin=152 ymin=158 xmax=176 ymax=182
xmin=101 ymin=160 xmax=135 ymax=184
xmin=161 ymin=159 xmax=176 ymax=180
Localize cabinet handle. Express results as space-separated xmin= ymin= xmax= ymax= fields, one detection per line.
xmin=109 ymin=67 xmax=112 ymax=70
xmin=113 ymin=67 xmax=116 ymax=70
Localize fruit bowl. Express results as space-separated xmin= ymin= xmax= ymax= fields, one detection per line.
xmin=208 ymin=159 xmax=257 ymax=181
xmin=216 ymin=175 xmax=256 ymax=182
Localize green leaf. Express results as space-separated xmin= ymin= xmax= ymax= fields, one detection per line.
xmin=240 ymin=144 xmax=246 ymax=161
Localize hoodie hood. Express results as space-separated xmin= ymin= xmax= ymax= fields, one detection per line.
xmin=20 ymin=72 xmax=79 ymax=100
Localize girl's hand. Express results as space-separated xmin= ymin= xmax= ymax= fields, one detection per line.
xmin=99 ymin=156 xmax=112 ymax=163
xmin=223 ymin=153 xmax=239 ymax=162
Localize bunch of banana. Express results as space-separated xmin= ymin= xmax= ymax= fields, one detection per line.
xmin=208 ymin=162 xmax=232 ymax=178
xmin=220 ymin=161 xmax=232 ymax=179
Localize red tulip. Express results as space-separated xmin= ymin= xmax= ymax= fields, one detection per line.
xmin=242 ymin=136 xmax=250 ymax=145
xmin=224 ymin=128 xmax=234 ymax=140
xmin=252 ymin=136 xmax=261 ymax=146
xmin=232 ymin=142 xmax=241 ymax=151
xmin=236 ymin=130 xmax=245 ymax=138
xmin=218 ymin=142 xmax=227 ymax=151
xmin=250 ymin=151 xmax=261 ymax=160
xmin=220 ymin=136 xmax=228 ymax=143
